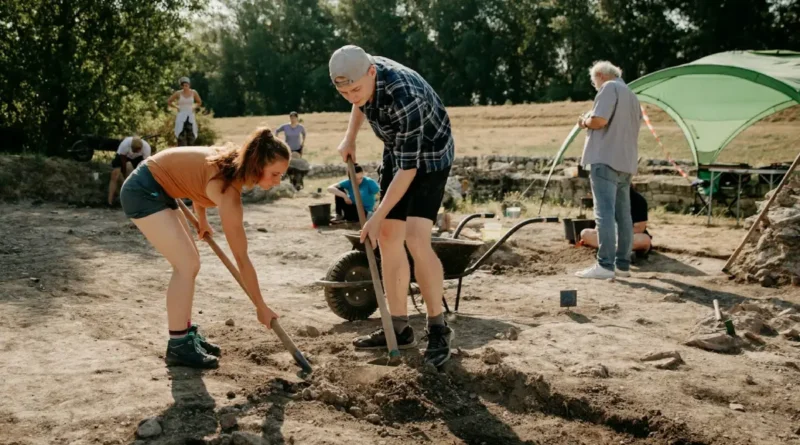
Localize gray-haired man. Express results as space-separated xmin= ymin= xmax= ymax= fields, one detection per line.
xmin=329 ymin=45 xmax=455 ymax=367
xmin=575 ymin=61 xmax=642 ymax=279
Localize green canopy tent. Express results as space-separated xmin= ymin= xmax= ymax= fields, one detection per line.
xmin=533 ymin=50 xmax=800 ymax=213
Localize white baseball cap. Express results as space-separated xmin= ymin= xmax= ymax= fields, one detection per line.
xmin=329 ymin=45 xmax=373 ymax=87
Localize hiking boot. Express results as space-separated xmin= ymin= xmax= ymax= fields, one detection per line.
xmin=353 ymin=326 xmax=417 ymax=350
xmin=189 ymin=324 xmax=221 ymax=357
xmin=423 ymin=324 xmax=454 ymax=367
xmin=165 ymin=332 xmax=219 ymax=369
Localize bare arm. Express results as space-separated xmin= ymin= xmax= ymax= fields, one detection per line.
xmin=207 ymin=180 xmax=267 ymax=310
xmin=327 ymin=184 xmax=350 ymax=200
xmin=167 ymin=92 xmax=179 ymax=110
xmin=373 ymin=169 xmax=416 ymax=219
xmin=583 ymin=116 xmax=608 ymax=129
xmin=193 ymin=90 xmax=202 ymax=109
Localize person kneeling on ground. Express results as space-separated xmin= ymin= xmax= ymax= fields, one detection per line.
xmin=108 ymin=136 xmax=151 ymax=206
xmin=580 ymin=186 xmax=652 ymax=254
xmin=327 ymin=163 xmax=380 ymax=222
xmin=120 ymin=128 xmax=290 ymax=369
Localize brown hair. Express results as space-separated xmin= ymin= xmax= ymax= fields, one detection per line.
xmin=208 ymin=127 xmax=290 ymax=192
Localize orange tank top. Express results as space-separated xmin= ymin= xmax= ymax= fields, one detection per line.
xmin=146 ymin=146 xmax=241 ymax=208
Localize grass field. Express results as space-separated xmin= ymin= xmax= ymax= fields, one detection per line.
xmin=213 ymin=102 xmax=800 ymax=167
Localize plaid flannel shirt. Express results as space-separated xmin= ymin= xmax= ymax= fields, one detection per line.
xmin=360 ymin=57 xmax=454 ymax=174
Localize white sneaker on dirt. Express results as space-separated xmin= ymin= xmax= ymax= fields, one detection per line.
xmin=616 ymin=270 xmax=631 ymax=278
xmin=575 ymin=264 xmax=615 ymax=279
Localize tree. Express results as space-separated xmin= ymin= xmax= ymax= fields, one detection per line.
xmin=0 ymin=0 xmax=206 ymax=155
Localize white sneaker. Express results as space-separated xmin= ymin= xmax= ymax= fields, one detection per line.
xmin=575 ymin=264 xmax=615 ymax=279
xmin=616 ymin=270 xmax=631 ymax=278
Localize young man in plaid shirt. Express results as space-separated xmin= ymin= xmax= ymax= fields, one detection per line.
xmin=329 ymin=45 xmax=455 ymax=367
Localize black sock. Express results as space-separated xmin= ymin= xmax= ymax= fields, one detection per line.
xmin=391 ymin=315 xmax=409 ymax=334
xmin=169 ymin=329 xmax=189 ymax=339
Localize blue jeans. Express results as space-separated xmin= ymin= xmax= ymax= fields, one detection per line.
xmin=590 ymin=164 xmax=633 ymax=272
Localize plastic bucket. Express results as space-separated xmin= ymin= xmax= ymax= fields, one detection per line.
xmin=571 ymin=219 xmax=596 ymax=240
xmin=482 ymin=222 xmax=504 ymax=241
xmin=563 ymin=218 xmax=575 ymax=244
xmin=309 ymin=203 xmax=331 ymax=227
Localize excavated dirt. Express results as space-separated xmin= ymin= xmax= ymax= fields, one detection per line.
xmin=730 ymin=177 xmax=800 ymax=287
xmin=2 ymin=193 xmax=800 ymax=445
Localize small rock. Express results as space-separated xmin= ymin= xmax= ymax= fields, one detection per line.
xmin=745 ymin=375 xmax=756 ymax=385
xmin=729 ymin=403 xmax=745 ymax=412
xmin=231 ymin=431 xmax=266 ymax=445
xmin=301 ymin=325 xmax=320 ymax=338
xmin=781 ymin=328 xmax=800 ymax=341
xmin=374 ymin=392 xmax=387 ymax=404
xmin=794 ymin=425 xmax=800 ymax=436
xmin=220 ymin=412 xmax=238 ymax=430
xmin=198 ymin=310 xmax=203 ymax=314
xmin=662 ymin=293 xmax=684 ymax=303
xmin=136 ymin=418 xmax=162 ymax=439
xmin=600 ymin=303 xmax=620 ymax=312
xmin=635 ymin=318 xmax=653 ymax=326
xmin=227 ymin=391 xmax=236 ymax=399
xmin=349 ymin=407 xmax=363 ymax=418
xmin=257 ymin=227 xmax=268 ymax=233
xmin=641 ymin=350 xmax=681 ymax=362
xmin=365 ymin=414 xmax=381 ymax=425
xmin=685 ymin=333 xmax=743 ymax=353
xmin=482 ymin=347 xmax=503 ymax=365
xmin=494 ymin=333 xmax=504 ymax=339
xmin=469 ymin=393 xmax=478 ymax=399
xmin=785 ymin=361 xmax=800 ymax=372
xmin=655 ymin=357 xmax=684 ymax=370
xmin=760 ymin=275 xmax=776 ymax=288
xmin=744 ymin=332 xmax=766 ymax=346
xmin=302 ymin=388 xmax=317 ymax=400
xmin=29 ymin=277 xmax=40 ymax=283
xmin=225 ymin=318 xmax=235 ymax=327
xmin=779 ymin=308 xmax=798 ymax=317
xmin=506 ymin=327 xmax=520 ymax=341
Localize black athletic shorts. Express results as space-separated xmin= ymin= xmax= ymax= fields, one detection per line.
xmin=112 ymin=155 xmax=144 ymax=170
xmin=379 ymin=158 xmax=451 ymax=222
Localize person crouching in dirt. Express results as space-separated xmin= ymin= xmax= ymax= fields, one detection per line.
xmin=120 ymin=128 xmax=290 ymax=369
xmin=580 ymin=186 xmax=652 ymax=256
xmin=108 ymin=136 xmax=151 ymax=207
xmin=329 ymin=45 xmax=456 ymax=367
xmin=327 ymin=163 xmax=380 ymax=222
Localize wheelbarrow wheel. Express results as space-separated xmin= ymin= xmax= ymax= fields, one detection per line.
xmin=324 ymin=250 xmax=377 ymax=321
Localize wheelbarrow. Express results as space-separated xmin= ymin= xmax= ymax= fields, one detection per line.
xmin=316 ymin=213 xmax=559 ymax=321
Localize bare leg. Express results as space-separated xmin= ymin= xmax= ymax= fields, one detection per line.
xmin=107 ymin=168 xmax=122 ymax=205
xmin=580 ymin=229 xmax=599 ymax=248
xmin=633 ymin=233 xmax=652 ymax=252
xmin=131 ymin=209 xmax=200 ymax=331
xmin=405 ymin=217 xmax=443 ymax=318
xmin=174 ymin=209 xmax=200 ymax=326
xmin=378 ymin=219 xmax=410 ymax=317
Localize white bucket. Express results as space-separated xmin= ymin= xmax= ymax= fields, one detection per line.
xmin=505 ymin=207 xmax=521 ymax=218
xmin=482 ymin=222 xmax=504 ymax=241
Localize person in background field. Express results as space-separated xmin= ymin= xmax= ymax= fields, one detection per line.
xmin=168 ymin=77 xmax=202 ymax=146
xmin=329 ymin=45 xmax=456 ymax=367
xmin=580 ymin=186 xmax=652 ymax=254
xmin=575 ymin=60 xmax=642 ymax=280
xmin=108 ymin=136 xmax=152 ymax=207
xmin=327 ymin=163 xmax=380 ymax=222
xmin=119 ymin=128 xmax=290 ymax=369
xmin=276 ymin=112 xmax=307 ymax=157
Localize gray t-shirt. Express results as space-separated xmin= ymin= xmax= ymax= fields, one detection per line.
xmin=276 ymin=123 xmax=306 ymax=152
xmin=581 ymin=79 xmax=641 ymax=174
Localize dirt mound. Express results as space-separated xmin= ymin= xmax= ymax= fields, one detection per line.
xmin=0 ymin=154 xmax=110 ymax=204
xmin=730 ymin=176 xmax=800 ymax=287
xmin=477 ymin=241 xmax=595 ymax=276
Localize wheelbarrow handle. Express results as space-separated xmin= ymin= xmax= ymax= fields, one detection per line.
xmin=452 ymin=212 xmax=496 ymax=239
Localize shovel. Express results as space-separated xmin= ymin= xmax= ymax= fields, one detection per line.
xmin=177 ymin=200 xmax=313 ymax=374
xmin=345 ymin=158 xmax=401 ymax=366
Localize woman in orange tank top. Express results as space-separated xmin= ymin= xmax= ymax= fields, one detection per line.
xmin=120 ymin=128 xmax=290 ymax=369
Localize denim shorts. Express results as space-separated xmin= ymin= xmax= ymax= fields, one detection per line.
xmin=120 ymin=164 xmax=178 ymax=219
